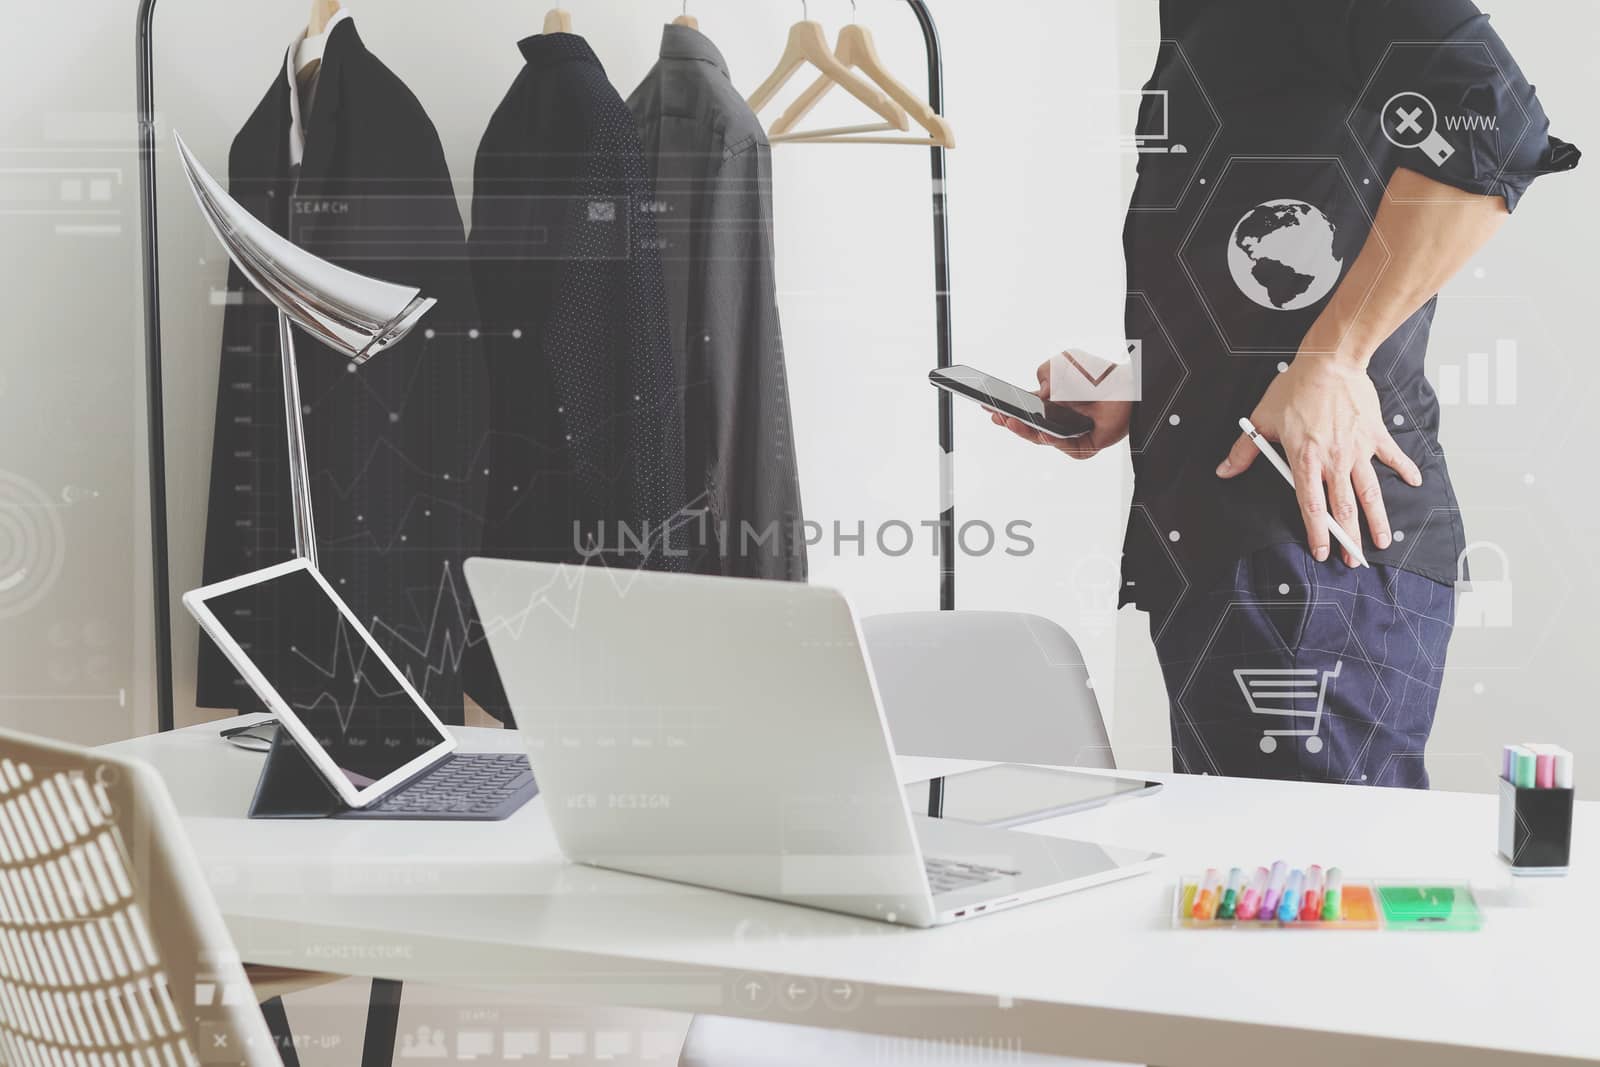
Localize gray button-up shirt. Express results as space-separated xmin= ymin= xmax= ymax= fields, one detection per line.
xmin=628 ymin=24 xmax=808 ymax=581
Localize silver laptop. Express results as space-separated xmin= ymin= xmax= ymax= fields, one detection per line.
xmin=464 ymin=559 xmax=1159 ymax=928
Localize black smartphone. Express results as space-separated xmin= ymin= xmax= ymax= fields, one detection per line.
xmin=929 ymin=365 xmax=1094 ymax=439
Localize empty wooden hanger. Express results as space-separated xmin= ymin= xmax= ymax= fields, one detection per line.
xmin=673 ymin=1 xmax=698 ymax=30
xmin=747 ymin=4 xmax=908 ymax=138
xmin=543 ymin=7 xmax=573 ymax=33
xmin=773 ymin=5 xmax=955 ymax=147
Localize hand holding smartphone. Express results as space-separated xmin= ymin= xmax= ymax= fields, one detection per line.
xmin=929 ymin=365 xmax=1093 ymax=440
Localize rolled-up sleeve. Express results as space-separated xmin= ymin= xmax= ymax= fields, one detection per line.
xmin=1346 ymin=0 xmax=1580 ymax=211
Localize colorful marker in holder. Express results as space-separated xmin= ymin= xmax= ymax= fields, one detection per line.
xmin=1173 ymin=865 xmax=1482 ymax=931
xmin=1236 ymin=866 xmax=1268 ymax=920
xmin=1321 ymin=868 xmax=1343 ymax=921
xmin=1499 ymin=743 xmax=1575 ymax=876
xmin=1301 ymin=865 xmax=1324 ymax=921
xmin=1217 ymin=867 xmax=1244 ymax=919
xmin=1180 ymin=862 xmax=1363 ymax=927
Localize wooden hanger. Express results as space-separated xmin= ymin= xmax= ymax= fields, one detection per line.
xmin=773 ymin=21 xmax=955 ymax=147
xmin=543 ymin=7 xmax=573 ymax=33
xmin=307 ymin=0 xmax=340 ymax=37
xmin=747 ymin=18 xmax=908 ymax=136
xmin=295 ymin=0 xmax=343 ymax=76
xmin=672 ymin=1 xmax=698 ymax=30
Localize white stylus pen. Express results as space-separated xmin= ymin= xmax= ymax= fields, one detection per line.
xmin=1238 ymin=417 xmax=1370 ymax=568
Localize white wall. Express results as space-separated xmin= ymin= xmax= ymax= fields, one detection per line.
xmin=2 ymin=0 xmax=1597 ymax=795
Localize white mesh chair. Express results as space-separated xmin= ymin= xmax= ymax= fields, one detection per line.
xmin=0 ymin=727 xmax=281 ymax=1067
xmin=679 ymin=611 xmax=1122 ymax=1067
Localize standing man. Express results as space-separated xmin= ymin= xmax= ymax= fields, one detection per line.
xmin=995 ymin=0 xmax=1578 ymax=786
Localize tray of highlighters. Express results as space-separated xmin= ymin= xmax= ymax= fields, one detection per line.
xmin=1174 ymin=874 xmax=1483 ymax=931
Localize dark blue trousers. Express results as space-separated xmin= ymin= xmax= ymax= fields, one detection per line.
xmin=1149 ymin=543 xmax=1455 ymax=788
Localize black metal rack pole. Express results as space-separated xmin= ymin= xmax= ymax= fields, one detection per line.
xmin=906 ymin=0 xmax=954 ymax=820
xmin=134 ymin=2 xmax=955 ymax=740
xmin=136 ymin=0 xmax=174 ymax=734
xmin=906 ymin=0 xmax=955 ymax=620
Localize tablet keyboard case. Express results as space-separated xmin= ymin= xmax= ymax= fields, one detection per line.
xmin=247 ymin=726 xmax=538 ymax=821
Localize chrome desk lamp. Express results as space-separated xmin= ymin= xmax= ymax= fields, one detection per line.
xmin=172 ymin=130 xmax=435 ymax=567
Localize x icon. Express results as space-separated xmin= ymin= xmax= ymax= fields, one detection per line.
xmin=1394 ymin=106 xmax=1424 ymax=135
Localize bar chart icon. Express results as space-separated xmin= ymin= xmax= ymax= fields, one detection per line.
xmin=1438 ymin=340 xmax=1518 ymax=406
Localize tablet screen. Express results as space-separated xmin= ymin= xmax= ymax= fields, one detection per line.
xmin=203 ymin=567 xmax=449 ymax=787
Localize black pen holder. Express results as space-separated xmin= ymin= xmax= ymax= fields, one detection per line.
xmin=1498 ymin=777 xmax=1574 ymax=875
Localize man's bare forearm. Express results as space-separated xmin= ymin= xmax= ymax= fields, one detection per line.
xmin=1304 ymin=167 xmax=1510 ymax=368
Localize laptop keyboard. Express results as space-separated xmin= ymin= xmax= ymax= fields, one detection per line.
xmin=347 ymin=752 xmax=537 ymax=821
xmin=924 ymin=856 xmax=1020 ymax=895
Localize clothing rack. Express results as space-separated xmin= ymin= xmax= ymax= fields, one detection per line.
xmin=133 ymin=2 xmax=958 ymax=772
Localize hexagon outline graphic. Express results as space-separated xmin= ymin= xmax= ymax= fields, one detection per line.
xmin=1125 ymin=38 xmax=1225 ymax=216
xmin=1174 ymin=596 xmax=1393 ymax=784
xmin=1391 ymin=503 xmax=1573 ymax=675
xmin=1127 ymin=502 xmax=1192 ymax=647
xmin=1178 ymin=155 xmax=1392 ymax=358
xmin=1345 ymin=40 xmax=1535 ymax=206
xmin=1127 ymin=288 xmax=1190 ymax=457
xmin=1380 ymin=293 xmax=1574 ymax=460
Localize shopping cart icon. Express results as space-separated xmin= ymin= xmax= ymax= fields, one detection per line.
xmin=1233 ymin=660 xmax=1342 ymax=754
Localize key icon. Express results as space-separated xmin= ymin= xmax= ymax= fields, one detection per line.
xmin=1381 ymin=91 xmax=1456 ymax=167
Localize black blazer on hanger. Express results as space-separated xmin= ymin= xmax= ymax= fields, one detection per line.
xmin=197 ymin=18 xmax=488 ymax=723
xmin=465 ymin=32 xmax=688 ymax=722
xmin=470 ymin=32 xmax=686 ymax=568
xmin=628 ymin=24 xmax=808 ymax=582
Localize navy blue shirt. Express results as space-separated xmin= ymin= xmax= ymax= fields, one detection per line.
xmin=1120 ymin=0 xmax=1578 ymax=621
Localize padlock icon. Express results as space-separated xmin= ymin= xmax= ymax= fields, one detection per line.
xmin=1456 ymin=541 xmax=1512 ymax=629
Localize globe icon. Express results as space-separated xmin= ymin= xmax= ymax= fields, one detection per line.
xmin=1226 ymin=199 xmax=1344 ymax=311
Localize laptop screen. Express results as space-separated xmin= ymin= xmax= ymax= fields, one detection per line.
xmin=203 ymin=567 xmax=449 ymax=787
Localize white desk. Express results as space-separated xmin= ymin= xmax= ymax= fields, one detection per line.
xmin=103 ymin=721 xmax=1599 ymax=1067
